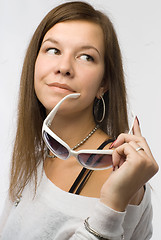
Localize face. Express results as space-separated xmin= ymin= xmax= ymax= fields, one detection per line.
xmin=34 ymin=20 xmax=105 ymax=115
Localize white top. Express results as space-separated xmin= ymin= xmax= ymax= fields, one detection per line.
xmin=0 ymin=163 xmax=153 ymax=240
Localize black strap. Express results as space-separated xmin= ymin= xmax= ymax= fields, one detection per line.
xmin=75 ymin=170 xmax=93 ymax=195
xmin=69 ymin=138 xmax=114 ymax=195
xmin=68 ymin=168 xmax=87 ymax=193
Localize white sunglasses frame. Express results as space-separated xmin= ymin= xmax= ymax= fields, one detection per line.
xmin=42 ymin=93 xmax=136 ymax=170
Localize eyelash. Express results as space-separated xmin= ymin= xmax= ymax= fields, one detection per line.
xmin=46 ymin=47 xmax=60 ymax=55
xmin=45 ymin=47 xmax=95 ymax=62
xmin=80 ymin=54 xmax=94 ymax=62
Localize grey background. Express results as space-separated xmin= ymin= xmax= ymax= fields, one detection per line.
xmin=0 ymin=0 xmax=161 ymax=239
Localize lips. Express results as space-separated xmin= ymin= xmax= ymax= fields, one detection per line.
xmin=47 ymin=82 xmax=75 ymax=92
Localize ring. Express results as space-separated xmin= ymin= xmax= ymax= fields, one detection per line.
xmin=136 ymin=147 xmax=144 ymax=152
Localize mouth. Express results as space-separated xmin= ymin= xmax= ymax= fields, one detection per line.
xmin=47 ymin=82 xmax=75 ymax=93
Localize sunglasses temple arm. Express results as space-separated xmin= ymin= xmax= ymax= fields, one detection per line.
xmin=44 ymin=93 xmax=80 ymax=125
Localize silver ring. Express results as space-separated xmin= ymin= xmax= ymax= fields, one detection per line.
xmin=136 ymin=147 xmax=144 ymax=152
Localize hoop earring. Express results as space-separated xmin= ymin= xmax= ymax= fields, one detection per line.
xmin=97 ymin=95 xmax=105 ymax=123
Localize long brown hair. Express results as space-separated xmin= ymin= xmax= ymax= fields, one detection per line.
xmin=9 ymin=1 xmax=128 ymax=201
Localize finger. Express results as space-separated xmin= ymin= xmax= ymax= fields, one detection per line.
xmin=115 ymin=134 xmax=155 ymax=161
xmin=132 ymin=117 xmax=142 ymax=137
xmin=112 ymin=143 xmax=136 ymax=167
xmin=128 ymin=141 xmax=146 ymax=157
xmin=112 ymin=133 xmax=143 ymax=148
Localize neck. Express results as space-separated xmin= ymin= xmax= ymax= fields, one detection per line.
xmin=50 ymin=112 xmax=96 ymax=148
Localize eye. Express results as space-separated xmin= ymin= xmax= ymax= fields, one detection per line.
xmin=46 ymin=48 xmax=60 ymax=55
xmin=80 ymin=54 xmax=94 ymax=62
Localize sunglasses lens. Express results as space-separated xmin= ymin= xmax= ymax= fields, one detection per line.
xmin=44 ymin=132 xmax=69 ymax=159
xmin=78 ymin=153 xmax=112 ymax=169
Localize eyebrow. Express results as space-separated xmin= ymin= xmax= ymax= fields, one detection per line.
xmin=79 ymin=45 xmax=101 ymax=57
xmin=42 ymin=38 xmax=101 ymax=56
xmin=42 ymin=38 xmax=58 ymax=45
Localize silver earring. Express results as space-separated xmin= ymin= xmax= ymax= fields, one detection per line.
xmin=97 ymin=95 xmax=105 ymax=123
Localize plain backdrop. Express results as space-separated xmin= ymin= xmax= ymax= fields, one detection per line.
xmin=0 ymin=0 xmax=161 ymax=239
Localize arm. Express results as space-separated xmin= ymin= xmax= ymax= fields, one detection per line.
xmin=130 ymin=184 xmax=153 ymax=240
xmin=74 ymin=201 xmax=125 ymax=240
xmin=56 ymin=184 xmax=152 ymax=240
xmin=131 ymin=203 xmax=153 ymax=240
xmin=100 ymin=118 xmax=158 ymax=212
xmin=55 ymin=201 xmax=126 ymax=240
xmin=68 ymin=119 xmax=157 ymax=240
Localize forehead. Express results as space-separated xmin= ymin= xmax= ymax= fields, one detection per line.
xmin=43 ymin=20 xmax=104 ymax=53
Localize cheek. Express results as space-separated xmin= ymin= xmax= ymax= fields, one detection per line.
xmin=34 ymin=58 xmax=46 ymax=103
xmin=77 ymin=69 xmax=104 ymax=110
xmin=34 ymin=57 xmax=48 ymax=95
xmin=34 ymin=57 xmax=44 ymax=83
xmin=82 ymin=66 xmax=104 ymax=93
xmin=34 ymin=54 xmax=52 ymax=82
xmin=34 ymin=62 xmax=40 ymax=97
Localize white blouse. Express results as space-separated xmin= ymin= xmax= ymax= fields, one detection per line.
xmin=0 ymin=163 xmax=153 ymax=240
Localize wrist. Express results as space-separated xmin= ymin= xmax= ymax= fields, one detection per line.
xmin=100 ymin=191 xmax=128 ymax=212
xmin=84 ymin=217 xmax=124 ymax=240
xmin=88 ymin=201 xmax=126 ymax=239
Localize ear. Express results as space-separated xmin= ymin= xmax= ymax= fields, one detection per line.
xmin=96 ymin=85 xmax=108 ymax=99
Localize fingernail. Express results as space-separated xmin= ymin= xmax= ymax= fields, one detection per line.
xmin=109 ymin=139 xmax=117 ymax=149
xmin=113 ymin=166 xmax=119 ymax=171
xmin=136 ymin=116 xmax=140 ymax=126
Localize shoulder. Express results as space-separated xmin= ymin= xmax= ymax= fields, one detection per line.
xmin=123 ymin=183 xmax=153 ymax=239
xmin=125 ymin=183 xmax=152 ymax=221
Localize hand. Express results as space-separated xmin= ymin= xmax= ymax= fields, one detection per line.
xmin=100 ymin=117 xmax=159 ymax=212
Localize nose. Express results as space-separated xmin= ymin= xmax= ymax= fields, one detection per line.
xmin=56 ymin=54 xmax=74 ymax=77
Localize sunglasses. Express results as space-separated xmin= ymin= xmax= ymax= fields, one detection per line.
xmin=42 ymin=93 xmax=135 ymax=170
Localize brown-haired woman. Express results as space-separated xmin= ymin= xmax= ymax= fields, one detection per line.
xmin=0 ymin=1 xmax=158 ymax=239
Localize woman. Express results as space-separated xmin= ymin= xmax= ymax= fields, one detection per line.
xmin=0 ymin=1 xmax=158 ymax=239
